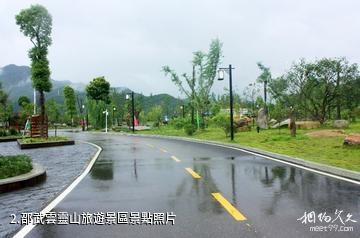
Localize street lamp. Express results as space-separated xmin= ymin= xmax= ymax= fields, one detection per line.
xmin=103 ymin=109 xmax=109 ymax=133
xmin=81 ymin=104 xmax=86 ymax=131
xmin=126 ymin=92 xmax=135 ymax=132
xmin=180 ymin=105 xmax=185 ymax=118
xmin=218 ymin=64 xmax=235 ymax=141
xmin=112 ymin=107 xmax=116 ymax=127
xmin=82 ymin=104 xmax=89 ymax=130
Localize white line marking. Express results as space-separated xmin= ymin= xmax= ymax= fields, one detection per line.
xmin=13 ymin=141 xmax=102 ymax=238
xmin=119 ymin=133 xmax=360 ymax=185
xmin=188 ymin=140 xmax=360 ymax=185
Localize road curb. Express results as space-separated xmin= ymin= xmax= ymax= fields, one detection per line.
xmin=108 ymin=132 xmax=360 ymax=182
xmin=12 ymin=140 xmax=102 ymax=238
xmin=17 ymin=139 xmax=75 ymax=149
xmin=0 ymin=163 xmax=46 ymax=193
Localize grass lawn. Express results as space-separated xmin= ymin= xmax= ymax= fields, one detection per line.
xmin=0 ymin=155 xmax=33 ymax=179
xmin=0 ymin=135 xmax=22 ymax=140
xmin=21 ymin=136 xmax=69 ymax=144
xmin=140 ymin=122 xmax=360 ymax=172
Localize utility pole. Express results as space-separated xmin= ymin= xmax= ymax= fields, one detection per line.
xmin=131 ymin=92 xmax=135 ymax=132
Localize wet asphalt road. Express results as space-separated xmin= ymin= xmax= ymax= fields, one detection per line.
xmin=26 ymin=132 xmax=360 ymax=238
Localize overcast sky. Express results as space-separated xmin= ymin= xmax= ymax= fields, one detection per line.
xmin=1 ymin=0 xmax=359 ymax=97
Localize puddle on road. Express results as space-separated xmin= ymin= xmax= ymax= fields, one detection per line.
xmin=176 ymin=155 xmax=360 ymax=223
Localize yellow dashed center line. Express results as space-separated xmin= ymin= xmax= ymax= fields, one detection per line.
xmin=185 ymin=168 xmax=201 ymax=179
xmin=211 ymin=192 xmax=247 ymax=221
xmin=160 ymin=148 xmax=168 ymax=153
xmin=146 ymin=144 xmax=155 ymax=148
xmin=171 ymin=156 xmax=181 ymax=162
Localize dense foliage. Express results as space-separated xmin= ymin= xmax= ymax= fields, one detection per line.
xmin=163 ymin=39 xmax=222 ymax=129
xmin=16 ymin=5 xmax=53 ymax=137
xmin=0 ymin=155 xmax=32 ymax=179
xmin=63 ymin=86 xmax=77 ymax=125
xmin=269 ymin=58 xmax=360 ymax=123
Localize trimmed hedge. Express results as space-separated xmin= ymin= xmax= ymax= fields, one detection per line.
xmin=0 ymin=155 xmax=33 ymax=179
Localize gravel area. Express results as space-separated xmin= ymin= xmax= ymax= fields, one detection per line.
xmin=0 ymin=141 xmax=98 ymax=238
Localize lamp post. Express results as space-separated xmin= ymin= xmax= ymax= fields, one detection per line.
xmin=112 ymin=107 xmax=116 ymax=127
xmin=81 ymin=104 xmax=85 ymax=131
xmin=218 ymin=64 xmax=235 ymax=141
xmin=103 ymin=109 xmax=109 ymax=133
xmin=180 ymin=105 xmax=185 ymax=118
xmin=126 ymin=92 xmax=135 ymax=132
xmin=86 ymin=107 xmax=89 ymax=130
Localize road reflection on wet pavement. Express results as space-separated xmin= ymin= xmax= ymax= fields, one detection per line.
xmin=26 ymin=133 xmax=360 ymax=238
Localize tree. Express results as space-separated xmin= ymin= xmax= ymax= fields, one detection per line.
xmin=342 ymin=75 xmax=360 ymax=121
xmin=147 ymin=105 xmax=163 ymax=127
xmin=16 ymin=5 xmax=52 ymax=137
xmin=257 ymin=62 xmax=271 ymax=114
xmin=63 ymin=86 xmax=77 ymax=126
xmin=86 ymin=76 xmax=110 ymax=128
xmin=310 ymin=58 xmax=339 ymax=123
xmin=333 ymin=58 xmax=359 ymax=120
xmin=18 ymin=96 xmax=31 ymax=107
xmin=0 ymin=83 xmax=10 ymax=130
xmin=212 ymin=113 xmax=231 ymax=136
xmin=46 ymin=99 xmax=61 ymax=124
xmin=162 ymin=95 xmax=170 ymax=118
xmin=18 ymin=96 xmax=33 ymax=123
xmin=271 ymin=100 xmax=287 ymax=133
xmin=163 ymin=39 xmax=222 ymax=128
xmin=0 ymin=83 xmax=8 ymax=108
xmin=243 ymin=83 xmax=261 ymax=116
xmin=86 ymin=77 xmax=110 ymax=102
xmin=270 ymin=57 xmax=360 ymax=124
xmin=109 ymin=89 xmax=126 ymax=125
xmin=210 ymin=103 xmax=221 ymax=116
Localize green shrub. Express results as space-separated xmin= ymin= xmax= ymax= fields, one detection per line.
xmin=0 ymin=130 xmax=7 ymax=137
xmin=0 ymin=155 xmax=33 ymax=179
xmin=184 ymin=123 xmax=196 ymax=136
xmin=21 ymin=136 xmax=68 ymax=144
xmin=169 ymin=117 xmax=187 ymax=130
xmin=212 ymin=113 xmax=231 ymax=136
xmin=9 ymin=128 xmax=18 ymax=135
xmin=352 ymin=107 xmax=360 ymax=121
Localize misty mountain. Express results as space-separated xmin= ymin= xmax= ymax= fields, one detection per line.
xmin=0 ymin=64 xmax=85 ymax=105
xmin=0 ymin=64 xmax=181 ymax=113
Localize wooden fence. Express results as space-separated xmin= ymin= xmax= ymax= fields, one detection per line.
xmin=30 ymin=115 xmax=48 ymax=138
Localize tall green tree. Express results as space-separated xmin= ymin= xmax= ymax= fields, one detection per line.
xmin=257 ymin=62 xmax=271 ymax=114
xmin=333 ymin=58 xmax=359 ymax=120
xmin=109 ymin=89 xmax=127 ymax=125
xmin=270 ymin=57 xmax=360 ymax=123
xmin=163 ymin=39 xmax=222 ymax=128
xmin=46 ymin=99 xmax=61 ymax=124
xmin=86 ymin=77 xmax=110 ymax=102
xmin=0 ymin=83 xmax=11 ymax=130
xmin=16 ymin=5 xmax=52 ymax=136
xmin=86 ymin=76 xmax=110 ymax=128
xmin=63 ymin=86 xmax=77 ymax=126
xmin=147 ymin=105 xmax=163 ymax=127
xmin=18 ymin=96 xmax=33 ymax=123
xmin=18 ymin=96 xmax=31 ymax=107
